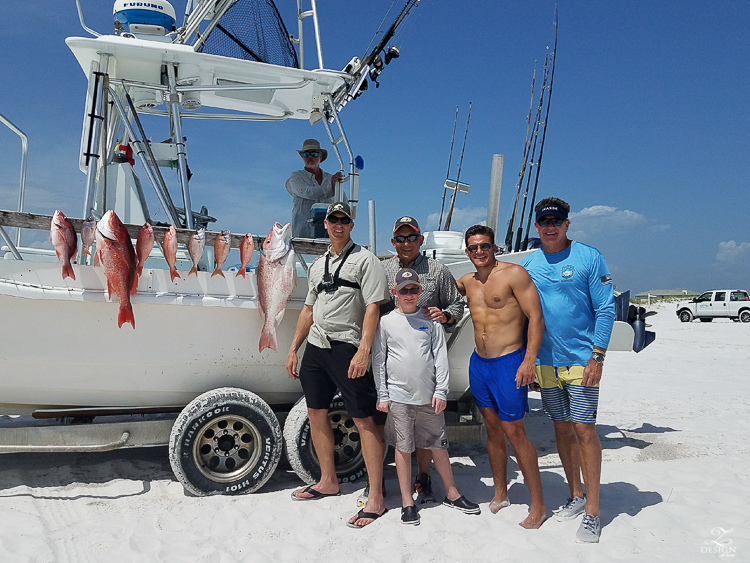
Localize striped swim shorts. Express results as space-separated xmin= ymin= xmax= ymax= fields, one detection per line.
xmin=536 ymin=365 xmax=599 ymax=424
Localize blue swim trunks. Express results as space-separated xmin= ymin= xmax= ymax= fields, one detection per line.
xmin=469 ymin=348 xmax=529 ymax=421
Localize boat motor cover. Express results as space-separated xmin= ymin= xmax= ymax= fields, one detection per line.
xmin=114 ymin=0 xmax=177 ymax=33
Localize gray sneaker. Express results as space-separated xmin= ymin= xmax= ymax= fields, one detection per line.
xmin=555 ymin=494 xmax=587 ymax=520
xmin=576 ymin=514 xmax=601 ymax=543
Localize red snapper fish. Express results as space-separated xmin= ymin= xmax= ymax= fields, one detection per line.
xmin=163 ymin=225 xmax=181 ymax=282
xmin=94 ymin=210 xmax=137 ymax=328
xmin=188 ymin=227 xmax=205 ymax=277
xmin=258 ymin=223 xmax=297 ymax=352
xmin=50 ymin=210 xmax=78 ymax=281
xmin=212 ymin=230 xmax=231 ymax=278
xmin=80 ymin=216 xmax=97 ymax=257
xmin=131 ymin=222 xmax=154 ymax=294
xmin=236 ymin=233 xmax=254 ymax=278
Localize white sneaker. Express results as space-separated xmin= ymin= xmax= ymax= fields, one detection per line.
xmin=576 ymin=514 xmax=601 ymax=543
xmin=555 ymin=494 xmax=587 ymax=520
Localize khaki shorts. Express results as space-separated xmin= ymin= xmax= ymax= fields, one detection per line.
xmin=384 ymin=402 xmax=449 ymax=453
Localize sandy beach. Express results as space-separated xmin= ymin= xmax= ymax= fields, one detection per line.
xmin=0 ymin=303 xmax=748 ymax=562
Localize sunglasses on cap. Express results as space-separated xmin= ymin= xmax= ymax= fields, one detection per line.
xmin=398 ymin=286 xmax=420 ymax=295
xmin=467 ymin=243 xmax=493 ymax=253
xmin=302 ymin=151 xmax=320 ymax=158
xmin=326 ymin=215 xmax=351 ymax=224
xmin=537 ymin=217 xmax=566 ymax=227
xmin=393 ymin=234 xmax=419 ymax=243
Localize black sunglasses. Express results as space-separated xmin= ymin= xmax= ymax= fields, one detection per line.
xmin=327 ymin=215 xmax=351 ymax=224
xmin=537 ymin=217 xmax=565 ymax=227
xmin=393 ymin=234 xmax=419 ymax=243
xmin=398 ymin=286 xmax=420 ymax=295
xmin=467 ymin=243 xmax=493 ymax=253
xmin=302 ymin=151 xmax=320 ymax=158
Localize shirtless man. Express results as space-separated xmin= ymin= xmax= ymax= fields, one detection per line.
xmin=456 ymin=224 xmax=546 ymax=528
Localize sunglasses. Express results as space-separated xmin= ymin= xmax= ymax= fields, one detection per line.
xmin=537 ymin=217 xmax=565 ymax=227
xmin=398 ymin=286 xmax=420 ymax=295
xmin=326 ymin=215 xmax=351 ymax=224
xmin=393 ymin=234 xmax=419 ymax=243
xmin=467 ymin=243 xmax=493 ymax=253
xmin=302 ymin=151 xmax=320 ymax=158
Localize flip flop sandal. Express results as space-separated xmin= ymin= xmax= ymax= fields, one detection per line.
xmin=290 ymin=485 xmax=341 ymax=501
xmin=346 ymin=507 xmax=389 ymax=529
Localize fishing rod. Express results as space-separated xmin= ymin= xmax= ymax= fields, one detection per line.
xmin=438 ymin=106 xmax=459 ymax=231
xmin=521 ymin=10 xmax=557 ymax=251
xmin=443 ymin=102 xmax=472 ymax=231
xmin=504 ymin=63 xmax=537 ymax=251
xmin=361 ymin=0 xmax=420 ymax=84
xmin=514 ymin=55 xmax=549 ymax=252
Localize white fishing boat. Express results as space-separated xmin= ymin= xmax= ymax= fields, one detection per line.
xmin=0 ymin=0 xmax=649 ymax=497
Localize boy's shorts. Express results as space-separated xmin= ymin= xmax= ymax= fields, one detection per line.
xmin=469 ymin=348 xmax=529 ymax=421
xmin=384 ymin=402 xmax=448 ymax=453
xmin=536 ymin=365 xmax=599 ymax=424
xmin=298 ymin=341 xmax=377 ymax=419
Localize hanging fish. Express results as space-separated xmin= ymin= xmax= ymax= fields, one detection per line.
xmin=258 ymin=223 xmax=297 ymax=352
xmin=188 ymin=227 xmax=206 ymax=277
xmin=80 ymin=216 xmax=97 ymax=258
xmin=236 ymin=233 xmax=254 ymax=278
xmin=212 ymin=230 xmax=231 ymax=278
xmin=95 ymin=210 xmax=137 ymax=328
xmin=50 ymin=210 xmax=78 ymax=281
xmin=131 ymin=223 xmax=154 ymax=294
xmin=163 ymin=225 xmax=181 ymax=282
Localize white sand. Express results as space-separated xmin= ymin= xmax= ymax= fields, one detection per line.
xmin=1 ymin=304 xmax=748 ymax=562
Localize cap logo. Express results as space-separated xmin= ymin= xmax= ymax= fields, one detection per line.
xmin=401 ymin=271 xmax=413 ymax=278
xmin=399 ymin=216 xmax=412 ymax=223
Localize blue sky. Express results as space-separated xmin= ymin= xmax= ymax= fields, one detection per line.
xmin=1 ymin=1 xmax=748 ymax=295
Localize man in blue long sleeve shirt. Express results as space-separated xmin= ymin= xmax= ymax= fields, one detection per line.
xmin=521 ymin=197 xmax=615 ymax=544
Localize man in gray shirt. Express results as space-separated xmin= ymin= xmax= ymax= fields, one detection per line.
xmin=286 ymin=202 xmax=390 ymax=529
xmin=382 ymin=215 xmax=465 ymax=502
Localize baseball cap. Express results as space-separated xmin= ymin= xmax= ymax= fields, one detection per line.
xmin=394 ymin=268 xmax=420 ymax=290
xmin=393 ymin=216 xmax=420 ymax=234
xmin=326 ymin=201 xmax=352 ymax=219
xmin=535 ymin=204 xmax=568 ymax=223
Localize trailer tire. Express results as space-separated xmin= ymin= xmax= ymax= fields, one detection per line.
xmin=169 ymin=387 xmax=282 ymax=496
xmin=678 ymin=310 xmax=693 ymax=323
xmin=283 ymin=394 xmax=367 ymax=485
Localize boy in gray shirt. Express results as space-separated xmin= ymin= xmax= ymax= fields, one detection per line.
xmin=373 ymin=268 xmax=480 ymax=525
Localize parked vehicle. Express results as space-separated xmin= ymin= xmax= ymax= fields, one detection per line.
xmin=676 ymin=289 xmax=750 ymax=323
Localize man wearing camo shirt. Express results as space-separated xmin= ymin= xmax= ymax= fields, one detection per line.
xmin=384 ymin=216 xmax=465 ymax=503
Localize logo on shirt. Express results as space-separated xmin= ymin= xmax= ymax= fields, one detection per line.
xmin=560 ymin=265 xmax=575 ymax=279
xmin=418 ymin=326 xmax=429 ymax=331
xmin=600 ymin=274 xmax=613 ymax=286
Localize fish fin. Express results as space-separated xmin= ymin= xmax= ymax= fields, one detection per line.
xmin=170 ymin=268 xmax=181 ymax=282
xmin=236 ymin=269 xmax=246 ymax=278
xmin=62 ymin=263 xmax=76 ymax=281
xmin=130 ymin=275 xmax=139 ymax=295
xmin=118 ymin=304 xmax=135 ymax=329
xmin=135 ymin=264 xmax=144 ymax=279
xmin=93 ymin=249 xmax=100 ymax=267
xmin=189 ymin=265 xmax=198 ymax=277
xmin=82 ymin=247 xmax=91 ymax=257
xmin=211 ymin=268 xmax=225 ymax=278
xmin=106 ymin=278 xmax=114 ymax=301
xmin=258 ymin=329 xmax=277 ymax=353
xmin=275 ymin=309 xmax=286 ymax=325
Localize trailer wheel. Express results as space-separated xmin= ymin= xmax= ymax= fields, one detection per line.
xmin=283 ymin=394 xmax=367 ymax=485
xmin=169 ymin=388 xmax=282 ymax=496
xmin=678 ymin=310 xmax=693 ymax=323
xmin=740 ymin=310 xmax=750 ymax=323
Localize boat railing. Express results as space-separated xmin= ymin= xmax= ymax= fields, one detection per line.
xmin=0 ymin=112 xmax=27 ymax=258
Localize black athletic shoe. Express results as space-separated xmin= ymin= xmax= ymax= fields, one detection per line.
xmin=401 ymin=505 xmax=420 ymax=525
xmin=443 ymin=495 xmax=481 ymax=515
xmin=414 ymin=473 xmax=435 ymax=504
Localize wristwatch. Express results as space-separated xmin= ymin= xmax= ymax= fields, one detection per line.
xmin=442 ymin=311 xmax=453 ymax=324
xmin=591 ymin=352 xmax=605 ymax=365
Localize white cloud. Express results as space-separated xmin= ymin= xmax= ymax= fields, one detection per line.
xmin=568 ymin=205 xmax=659 ymax=240
xmin=425 ymin=206 xmax=487 ymax=233
xmin=716 ymin=241 xmax=750 ymax=263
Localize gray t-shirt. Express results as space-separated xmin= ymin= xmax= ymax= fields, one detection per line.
xmin=285 ymin=169 xmax=335 ymax=238
xmin=305 ymin=239 xmax=389 ymax=349
xmin=372 ymin=309 xmax=450 ymax=404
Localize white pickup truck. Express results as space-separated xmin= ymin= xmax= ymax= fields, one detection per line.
xmin=676 ymin=289 xmax=750 ymax=323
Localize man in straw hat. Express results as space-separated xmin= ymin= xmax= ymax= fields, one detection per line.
xmin=286 ymin=139 xmax=344 ymax=238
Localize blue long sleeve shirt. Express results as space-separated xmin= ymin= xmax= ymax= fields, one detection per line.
xmin=521 ymin=241 xmax=615 ymax=367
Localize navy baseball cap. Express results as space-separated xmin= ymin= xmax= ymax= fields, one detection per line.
xmin=535 ymin=204 xmax=568 ymax=222
xmin=393 ymin=216 xmax=420 ymax=234
xmin=394 ymin=268 xmax=420 ymax=290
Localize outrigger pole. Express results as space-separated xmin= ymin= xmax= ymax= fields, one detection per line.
xmin=438 ymin=106 xmax=459 ymax=231
xmin=521 ymin=9 xmax=557 ymax=251
xmin=443 ymin=102 xmax=472 ymax=231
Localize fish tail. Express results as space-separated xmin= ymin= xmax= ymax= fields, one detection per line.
xmin=189 ymin=265 xmax=198 ymax=277
xmin=118 ymin=304 xmax=135 ymax=329
xmin=170 ymin=267 xmax=181 ymax=282
xmin=62 ymin=263 xmax=76 ymax=281
xmin=211 ymin=268 xmax=225 ymax=278
xmin=236 ymin=268 xmax=245 ymax=278
xmin=258 ymin=328 xmax=277 ymax=353
xmin=82 ymin=247 xmax=91 ymax=257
